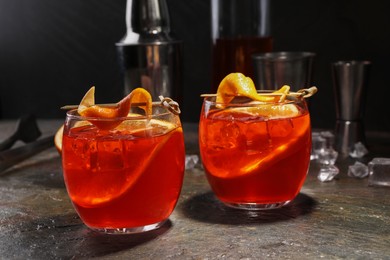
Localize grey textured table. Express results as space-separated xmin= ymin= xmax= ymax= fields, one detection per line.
xmin=0 ymin=120 xmax=389 ymax=259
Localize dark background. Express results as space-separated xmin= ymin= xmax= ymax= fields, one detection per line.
xmin=1 ymin=0 xmax=389 ymax=132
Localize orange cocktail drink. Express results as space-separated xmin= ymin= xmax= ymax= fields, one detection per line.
xmin=199 ymin=73 xmax=313 ymax=210
xmin=61 ymin=88 xmax=185 ymax=233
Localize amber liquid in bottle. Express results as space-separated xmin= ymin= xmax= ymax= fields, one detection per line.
xmin=212 ymin=36 xmax=273 ymax=92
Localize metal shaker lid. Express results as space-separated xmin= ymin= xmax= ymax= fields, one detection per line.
xmin=120 ymin=0 xmax=175 ymax=44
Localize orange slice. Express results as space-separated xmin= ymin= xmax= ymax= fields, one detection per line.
xmin=116 ymin=116 xmax=177 ymax=137
xmin=54 ymin=125 xmax=64 ymax=154
xmin=54 ymin=121 xmax=91 ymax=154
xmin=77 ymin=87 xmax=152 ymax=130
xmin=216 ymin=73 xmax=273 ymax=104
xmin=227 ymin=103 xmax=300 ymax=119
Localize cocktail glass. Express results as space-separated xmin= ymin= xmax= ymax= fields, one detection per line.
xmin=62 ymin=104 xmax=185 ymax=233
xmin=199 ymin=93 xmax=311 ymax=210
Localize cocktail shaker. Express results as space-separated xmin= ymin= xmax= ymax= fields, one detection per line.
xmin=332 ymin=60 xmax=371 ymax=157
xmin=116 ymin=0 xmax=182 ymax=102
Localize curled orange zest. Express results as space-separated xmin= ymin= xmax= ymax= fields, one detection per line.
xmin=78 ymin=87 xmax=152 ymax=130
xmin=216 ymin=73 xmax=274 ymax=104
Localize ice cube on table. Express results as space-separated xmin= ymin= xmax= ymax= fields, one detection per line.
xmin=320 ymin=131 xmax=335 ymax=149
xmin=185 ymin=154 xmax=199 ymax=170
xmin=311 ymin=131 xmax=336 ymax=161
xmin=311 ymin=132 xmax=326 ymax=160
xmin=317 ymin=148 xmax=338 ymax=165
xmin=349 ymin=142 xmax=369 ymax=158
xmin=368 ymin=158 xmax=390 ymax=187
xmin=317 ymin=165 xmax=339 ymax=182
xmin=348 ymin=161 xmax=369 ymax=178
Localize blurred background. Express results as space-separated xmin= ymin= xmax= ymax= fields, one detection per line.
xmin=0 ymin=0 xmax=389 ymax=132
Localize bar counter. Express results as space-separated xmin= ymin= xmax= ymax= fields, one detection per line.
xmin=0 ymin=120 xmax=389 ymax=259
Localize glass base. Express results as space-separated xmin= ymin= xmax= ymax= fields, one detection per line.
xmin=89 ymin=220 xmax=167 ymax=234
xmin=223 ymin=201 xmax=291 ymax=210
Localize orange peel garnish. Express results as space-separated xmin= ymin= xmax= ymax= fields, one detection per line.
xmin=77 ymin=87 xmax=152 ymax=130
xmin=272 ymin=85 xmax=290 ymax=102
xmin=202 ymin=73 xmax=317 ymax=104
xmin=77 ymin=86 xmax=95 ymax=115
xmin=216 ymin=73 xmax=274 ymax=104
xmin=128 ymin=87 xmax=153 ymax=116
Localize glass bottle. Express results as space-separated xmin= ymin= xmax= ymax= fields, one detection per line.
xmin=211 ymin=0 xmax=272 ymax=91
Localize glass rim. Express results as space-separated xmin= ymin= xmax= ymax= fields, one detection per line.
xmin=202 ymin=92 xmax=304 ymax=107
xmin=332 ymin=60 xmax=371 ymax=66
xmin=252 ymin=51 xmax=316 ymax=61
xmin=203 ymin=98 xmax=300 ymax=107
xmin=65 ymin=107 xmax=175 ymax=121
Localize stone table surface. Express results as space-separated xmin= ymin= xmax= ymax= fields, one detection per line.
xmin=0 ymin=119 xmax=389 ymax=259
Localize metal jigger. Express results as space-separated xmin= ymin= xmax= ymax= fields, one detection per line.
xmin=116 ymin=0 xmax=182 ymax=103
xmin=332 ymin=60 xmax=371 ymax=157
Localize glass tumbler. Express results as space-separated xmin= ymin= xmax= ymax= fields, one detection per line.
xmin=252 ymin=52 xmax=315 ymax=91
xmin=199 ymin=93 xmax=311 ymax=210
xmin=62 ymin=105 xmax=185 ymax=233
